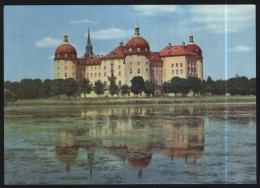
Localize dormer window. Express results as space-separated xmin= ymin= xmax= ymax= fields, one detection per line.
xmin=137 ymin=47 xmax=140 ymax=51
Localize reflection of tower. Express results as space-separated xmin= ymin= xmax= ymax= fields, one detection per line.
xmin=55 ymin=130 xmax=79 ymax=175
xmin=127 ymin=144 xmax=152 ymax=179
xmin=86 ymin=148 xmax=95 ymax=176
xmin=163 ymin=117 xmax=205 ymax=164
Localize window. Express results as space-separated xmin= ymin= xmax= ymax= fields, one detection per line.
xmin=146 ymin=62 xmax=148 ymax=66
xmin=138 ymin=69 xmax=140 ymax=74
xmin=91 ymin=73 xmax=93 ymax=77
xmin=137 ymin=47 xmax=140 ymax=51
xmin=119 ymin=80 xmax=121 ymax=86
xmin=180 ymin=69 xmax=183 ymax=74
xmin=176 ymin=70 xmax=178 ymax=74
xmin=119 ymin=72 xmax=121 ymax=76
xmin=172 ymin=64 xmax=174 ymax=67
xmin=91 ymin=67 xmax=93 ymax=70
xmin=65 ymin=73 xmax=67 ymax=77
xmin=137 ymin=62 xmax=140 ymax=66
xmin=118 ymin=65 xmax=121 ymax=69
xmin=104 ymin=72 xmax=106 ymax=77
xmin=65 ymin=66 xmax=67 ymax=70
xmin=176 ymin=63 xmax=178 ymax=67
xmin=99 ymin=73 xmax=101 ymax=77
xmin=57 ymin=73 xmax=60 ymax=77
xmin=180 ymin=63 xmax=183 ymax=67
xmin=130 ymin=62 xmax=132 ymax=66
xmin=95 ymin=73 xmax=97 ymax=77
xmin=104 ymin=66 xmax=106 ymax=70
xmin=57 ymin=66 xmax=59 ymax=70
xmin=156 ymin=70 xmax=158 ymax=75
xmin=95 ymin=67 xmax=96 ymax=70
xmin=129 ymin=48 xmax=132 ymax=51
xmin=73 ymin=73 xmax=75 ymax=77
xmin=87 ymin=73 xmax=89 ymax=78
xmin=130 ymin=69 xmax=132 ymax=74
xmin=172 ymin=70 xmax=174 ymax=75
xmin=146 ymin=69 xmax=149 ymax=73
xmin=104 ymin=81 xmax=107 ymax=87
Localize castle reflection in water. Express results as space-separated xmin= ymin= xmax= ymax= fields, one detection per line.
xmin=55 ymin=105 xmax=205 ymax=177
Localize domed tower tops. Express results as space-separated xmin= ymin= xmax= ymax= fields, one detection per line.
xmin=188 ymin=34 xmax=194 ymax=44
xmin=134 ymin=25 xmax=140 ymax=37
xmin=125 ymin=26 xmax=150 ymax=54
xmin=55 ymin=34 xmax=77 ymax=60
xmin=84 ymin=28 xmax=94 ymax=58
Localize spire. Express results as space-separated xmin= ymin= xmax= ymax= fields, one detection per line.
xmin=87 ymin=27 xmax=91 ymax=42
xmin=134 ymin=24 xmax=140 ymax=37
xmin=63 ymin=33 xmax=68 ymax=43
xmin=189 ymin=34 xmax=194 ymax=44
xmin=85 ymin=27 xmax=94 ymax=58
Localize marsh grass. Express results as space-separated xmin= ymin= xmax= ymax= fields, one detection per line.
xmin=6 ymin=96 xmax=256 ymax=107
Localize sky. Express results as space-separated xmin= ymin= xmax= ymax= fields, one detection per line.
xmin=4 ymin=5 xmax=256 ymax=81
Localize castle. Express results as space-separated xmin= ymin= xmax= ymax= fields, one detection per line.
xmin=54 ymin=25 xmax=203 ymax=90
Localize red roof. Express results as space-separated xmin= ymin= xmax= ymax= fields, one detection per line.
xmin=55 ymin=43 xmax=77 ymax=59
xmin=185 ymin=44 xmax=202 ymax=56
xmin=125 ymin=36 xmax=150 ymax=54
xmin=86 ymin=56 xmax=101 ymax=66
xmin=159 ymin=44 xmax=202 ymax=57
xmin=150 ymin=52 xmax=162 ymax=62
xmin=103 ymin=45 xmax=126 ymax=59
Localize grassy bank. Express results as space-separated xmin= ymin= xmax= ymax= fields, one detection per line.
xmin=5 ymin=96 xmax=256 ymax=107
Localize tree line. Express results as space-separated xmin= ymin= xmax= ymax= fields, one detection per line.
xmin=4 ymin=75 xmax=256 ymax=102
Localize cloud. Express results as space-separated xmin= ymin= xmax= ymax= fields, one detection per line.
xmin=49 ymin=55 xmax=55 ymax=60
xmin=188 ymin=5 xmax=255 ymax=33
xmin=70 ymin=19 xmax=97 ymax=24
xmin=133 ymin=5 xmax=183 ymax=16
xmin=35 ymin=37 xmax=62 ymax=48
xmin=230 ymin=45 xmax=253 ymax=52
xmin=89 ymin=28 xmax=132 ymax=40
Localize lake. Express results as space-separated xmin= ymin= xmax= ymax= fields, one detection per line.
xmin=4 ymin=103 xmax=256 ymax=184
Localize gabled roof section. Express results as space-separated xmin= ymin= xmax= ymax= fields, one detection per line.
xmin=103 ymin=45 xmax=126 ymax=59
xmin=150 ymin=52 xmax=162 ymax=62
xmin=159 ymin=45 xmax=198 ymax=57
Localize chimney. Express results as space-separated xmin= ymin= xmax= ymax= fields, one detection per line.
xmin=168 ymin=43 xmax=171 ymax=47
xmin=182 ymin=42 xmax=185 ymax=46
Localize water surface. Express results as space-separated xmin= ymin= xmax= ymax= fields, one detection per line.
xmin=4 ymin=104 xmax=256 ymax=184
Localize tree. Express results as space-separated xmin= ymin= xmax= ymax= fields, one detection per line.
xmin=51 ymin=79 xmax=64 ymax=99
xmin=215 ymin=79 xmax=226 ymax=95
xmin=202 ymin=76 xmax=216 ymax=95
xmin=4 ymin=81 xmax=21 ymax=98
xmin=4 ymin=89 xmax=17 ymax=102
xmin=94 ymin=80 xmax=105 ymax=97
xmin=162 ymin=81 xmax=171 ymax=96
xmin=121 ymin=84 xmax=130 ymax=97
xmin=249 ymin=77 xmax=256 ymax=95
xmin=19 ymin=78 xmax=42 ymax=99
xmin=187 ymin=76 xmax=202 ymax=96
xmin=144 ymin=80 xmax=155 ymax=97
xmin=131 ymin=76 xmax=144 ymax=97
xmin=63 ymin=78 xmax=78 ymax=99
xmin=78 ymin=78 xmax=92 ymax=98
xmin=109 ymin=80 xmax=119 ymax=97
xmin=170 ymin=77 xmax=188 ymax=96
xmin=227 ymin=76 xmax=249 ymax=95
xmin=40 ymin=79 xmax=52 ymax=98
